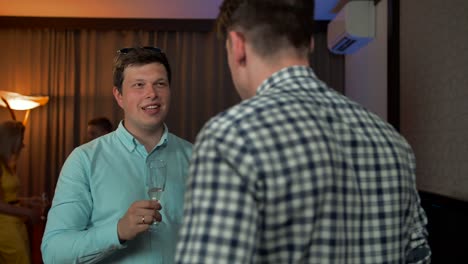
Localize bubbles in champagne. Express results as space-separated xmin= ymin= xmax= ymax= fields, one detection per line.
xmin=147 ymin=187 xmax=163 ymax=200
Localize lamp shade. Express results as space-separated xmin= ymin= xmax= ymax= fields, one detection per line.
xmin=0 ymin=90 xmax=49 ymax=110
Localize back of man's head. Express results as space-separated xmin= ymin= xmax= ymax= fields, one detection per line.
xmin=87 ymin=117 xmax=113 ymax=141
xmin=216 ymin=0 xmax=315 ymax=57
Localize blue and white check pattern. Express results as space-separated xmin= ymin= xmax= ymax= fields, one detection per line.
xmin=175 ymin=66 xmax=430 ymax=263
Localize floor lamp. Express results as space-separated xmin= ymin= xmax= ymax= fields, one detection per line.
xmin=0 ymin=90 xmax=49 ymax=125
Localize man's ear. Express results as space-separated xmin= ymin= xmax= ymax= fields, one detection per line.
xmin=112 ymin=87 xmax=123 ymax=108
xmin=228 ymin=31 xmax=247 ymax=66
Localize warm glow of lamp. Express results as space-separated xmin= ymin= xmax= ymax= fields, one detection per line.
xmin=0 ymin=90 xmax=49 ymax=125
xmin=5 ymin=98 xmax=40 ymax=110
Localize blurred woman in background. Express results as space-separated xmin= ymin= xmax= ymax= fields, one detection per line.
xmin=0 ymin=121 xmax=41 ymax=264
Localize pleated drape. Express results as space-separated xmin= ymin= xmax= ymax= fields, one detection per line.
xmin=0 ymin=25 xmax=343 ymax=199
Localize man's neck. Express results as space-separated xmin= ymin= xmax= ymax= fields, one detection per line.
xmin=139 ymin=129 xmax=164 ymax=153
xmin=247 ymin=52 xmax=309 ymax=96
xmin=123 ymin=121 xmax=165 ymax=153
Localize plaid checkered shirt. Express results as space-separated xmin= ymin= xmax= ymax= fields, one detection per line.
xmin=175 ymin=66 xmax=430 ymax=263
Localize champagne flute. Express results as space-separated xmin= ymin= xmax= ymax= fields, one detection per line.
xmin=146 ymin=159 xmax=167 ymax=231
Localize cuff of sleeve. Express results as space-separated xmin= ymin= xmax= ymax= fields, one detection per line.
xmin=77 ymin=220 xmax=128 ymax=264
xmin=100 ymin=218 xmax=127 ymax=250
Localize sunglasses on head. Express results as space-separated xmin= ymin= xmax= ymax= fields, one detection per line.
xmin=117 ymin=46 xmax=164 ymax=54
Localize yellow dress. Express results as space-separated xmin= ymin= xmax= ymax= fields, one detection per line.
xmin=0 ymin=165 xmax=31 ymax=264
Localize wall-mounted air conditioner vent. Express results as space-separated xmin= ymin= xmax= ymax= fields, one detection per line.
xmin=327 ymin=1 xmax=375 ymax=55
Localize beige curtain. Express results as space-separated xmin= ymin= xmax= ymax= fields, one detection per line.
xmin=0 ymin=27 xmax=238 ymax=197
xmin=0 ymin=24 xmax=342 ymax=200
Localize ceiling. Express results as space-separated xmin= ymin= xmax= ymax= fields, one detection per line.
xmin=0 ymin=0 xmax=341 ymax=20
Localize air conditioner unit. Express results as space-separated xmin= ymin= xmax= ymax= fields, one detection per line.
xmin=327 ymin=1 xmax=375 ymax=55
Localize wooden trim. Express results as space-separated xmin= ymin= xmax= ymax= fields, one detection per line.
xmin=419 ymin=191 xmax=468 ymax=211
xmin=0 ymin=16 xmax=215 ymax=31
xmin=0 ymin=16 xmax=329 ymax=34
xmin=387 ymin=0 xmax=400 ymax=130
xmin=314 ymin=21 xmax=329 ymax=34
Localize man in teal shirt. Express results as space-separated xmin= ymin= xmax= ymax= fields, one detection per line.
xmin=41 ymin=47 xmax=192 ymax=263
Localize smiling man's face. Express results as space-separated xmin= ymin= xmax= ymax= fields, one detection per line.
xmin=113 ymin=62 xmax=171 ymax=136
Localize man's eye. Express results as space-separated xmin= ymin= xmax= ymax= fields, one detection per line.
xmin=157 ymin=81 xmax=168 ymax=87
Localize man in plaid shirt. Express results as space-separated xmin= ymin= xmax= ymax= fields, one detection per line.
xmin=176 ymin=0 xmax=431 ymax=263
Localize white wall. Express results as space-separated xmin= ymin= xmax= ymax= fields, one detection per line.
xmin=345 ymin=0 xmax=387 ymax=120
xmin=400 ymin=0 xmax=468 ymax=201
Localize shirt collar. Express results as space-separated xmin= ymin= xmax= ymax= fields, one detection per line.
xmin=116 ymin=121 xmax=169 ymax=153
xmin=256 ymin=65 xmax=316 ymax=96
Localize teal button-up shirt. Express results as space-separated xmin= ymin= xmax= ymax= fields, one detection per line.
xmin=42 ymin=122 xmax=192 ymax=263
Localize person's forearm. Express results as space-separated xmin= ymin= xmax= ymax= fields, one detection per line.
xmin=0 ymin=202 xmax=31 ymax=218
xmin=41 ymin=220 xmax=124 ymax=263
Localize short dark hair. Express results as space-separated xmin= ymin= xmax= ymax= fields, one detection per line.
xmin=112 ymin=47 xmax=171 ymax=93
xmin=87 ymin=117 xmax=113 ymax=133
xmin=215 ymin=0 xmax=315 ymax=57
